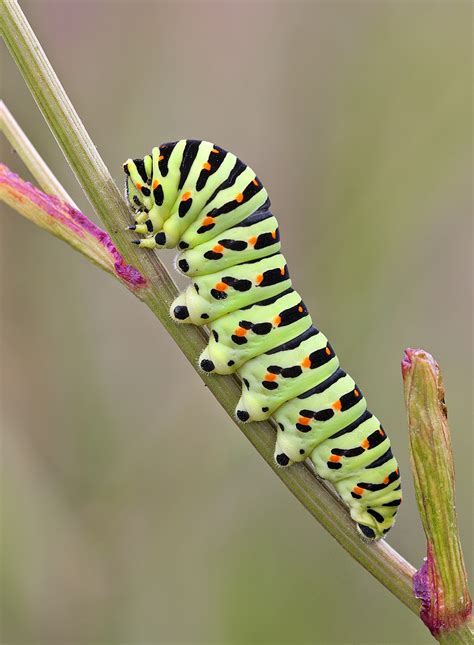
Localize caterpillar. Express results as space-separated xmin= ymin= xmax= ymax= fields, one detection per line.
xmin=123 ymin=139 xmax=402 ymax=540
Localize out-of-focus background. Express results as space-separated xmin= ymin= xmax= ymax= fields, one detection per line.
xmin=1 ymin=1 xmax=472 ymax=643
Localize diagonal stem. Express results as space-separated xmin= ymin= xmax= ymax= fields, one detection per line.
xmin=0 ymin=99 xmax=77 ymax=206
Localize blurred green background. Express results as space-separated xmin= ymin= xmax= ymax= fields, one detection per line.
xmin=1 ymin=1 xmax=472 ymax=643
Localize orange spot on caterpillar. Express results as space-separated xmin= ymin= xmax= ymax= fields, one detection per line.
xmin=353 ymin=486 xmax=363 ymax=495
xmin=159 ymin=155 xmax=164 ymax=161
xmin=354 ymin=389 xmax=360 ymax=397
xmin=248 ymin=236 xmax=257 ymax=246
xmin=203 ymin=161 xmax=211 ymax=171
xmin=395 ymin=468 xmax=399 ymax=475
xmin=297 ymin=416 xmax=310 ymax=426
xmin=280 ymin=267 xmax=285 ymax=276
xmin=273 ymin=315 xmax=282 ymax=326
xmin=235 ymin=192 xmax=244 ymax=203
xmin=301 ymin=357 xmax=311 ymax=368
xmin=234 ymin=327 xmax=248 ymax=337
xmin=152 ymin=179 xmax=159 ymax=189
xmin=379 ymin=429 xmax=385 ymax=436
xmin=383 ymin=477 xmax=390 ymax=485
xmin=265 ymin=373 xmax=277 ymax=382
xmin=325 ymin=347 xmax=331 ymax=356
xmin=298 ymin=306 xmax=303 ymax=313
xmin=332 ymin=400 xmax=342 ymax=411
xmin=202 ymin=216 xmax=214 ymax=226
xmin=329 ymin=455 xmax=341 ymax=463
xmin=215 ymin=282 xmax=228 ymax=292
xmin=256 ymin=274 xmax=264 ymax=285
xmin=271 ymin=230 xmax=277 ymax=239
xmin=136 ymin=182 xmax=142 ymax=190
xmin=361 ymin=439 xmax=369 ymax=449
xmin=211 ymin=148 xmax=219 ymax=153
xmin=181 ymin=191 xmax=192 ymax=201
xmin=252 ymin=178 xmax=259 ymax=186
xmin=213 ymin=244 xmax=224 ymax=253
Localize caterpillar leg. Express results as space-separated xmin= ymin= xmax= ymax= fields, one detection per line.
xmin=170 ymin=293 xmax=192 ymax=323
xmin=128 ymin=222 xmax=153 ymax=235
xmin=131 ymin=235 xmax=158 ymax=249
xmin=273 ymin=429 xmax=305 ymax=467
xmin=235 ymin=394 xmax=272 ymax=423
xmin=133 ymin=211 xmax=149 ymax=224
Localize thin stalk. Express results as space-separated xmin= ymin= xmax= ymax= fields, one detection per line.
xmin=403 ymin=350 xmax=473 ymax=644
xmin=0 ymin=163 xmax=147 ymax=286
xmin=1 ymin=0 xmax=422 ymax=623
xmin=0 ymin=99 xmax=77 ymax=206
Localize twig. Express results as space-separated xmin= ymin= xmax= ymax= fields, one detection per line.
xmin=0 ymin=99 xmax=77 ymax=206
xmin=403 ymin=350 xmax=473 ymax=644
xmin=0 ymin=163 xmax=146 ymax=287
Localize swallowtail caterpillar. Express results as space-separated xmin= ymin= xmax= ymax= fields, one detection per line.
xmin=123 ymin=140 xmax=402 ymax=540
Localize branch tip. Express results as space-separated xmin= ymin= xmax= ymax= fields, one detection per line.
xmin=403 ymin=349 xmax=472 ymax=638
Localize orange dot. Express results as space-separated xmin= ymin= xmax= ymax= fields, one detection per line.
xmin=215 ymin=282 xmax=228 ymax=291
xmin=379 ymin=429 xmax=385 ymax=436
xmin=271 ymin=230 xmax=277 ymax=239
xmin=353 ymin=486 xmax=363 ymax=495
xmin=136 ymin=182 xmax=142 ymax=190
xmin=383 ymin=476 xmax=390 ymax=485
xmin=280 ymin=267 xmax=285 ymax=276
xmin=273 ymin=315 xmax=281 ymax=326
xmin=325 ymin=347 xmax=331 ymax=356
xmin=235 ymin=192 xmax=244 ymax=203
xmin=252 ymin=178 xmax=259 ymax=186
xmin=354 ymin=389 xmax=360 ymax=397
xmin=248 ymin=236 xmax=257 ymax=246
xmin=211 ymin=148 xmax=219 ymax=153
xmin=332 ymin=400 xmax=342 ymax=411
xmin=301 ymin=357 xmax=311 ymax=368
xmin=256 ymin=274 xmax=264 ymax=285
xmin=395 ymin=468 xmax=399 ymax=475
xmin=202 ymin=216 xmax=214 ymax=226
xmin=181 ymin=191 xmax=192 ymax=201
xmin=152 ymin=179 xmax=159 ymax=189
xmin=329 ymin=455 xmax=341 ymax=463
xmin=159 ymin=155 xmax=164 ymax=161
xmin=265 ymin=373 xmax=277 ymax=382
xmin=203 ymin=161 xmax=211 ymax=171
xmin=361 ymin=439 xmax=369 ymax=449
xmin=298 ymin=416 xmax=310 ymax=426
xmin=213 ymin=244 xmax=224 ymax=253
xmin=298 ymin=306 xmax=303 ymax=313
xmin=234 ymin=327 xmax=247 ymax=337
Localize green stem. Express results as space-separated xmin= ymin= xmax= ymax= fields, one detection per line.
xmin=403 ymin=350 xmax=473 ymax=643
xmin=1 ymin=0 xmax=425 ymax=625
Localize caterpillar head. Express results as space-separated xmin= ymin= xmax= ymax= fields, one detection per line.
xmin=123 ymin=156 xmax=153 ymax=214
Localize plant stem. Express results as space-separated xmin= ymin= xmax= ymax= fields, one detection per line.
xmin=0 ymin=99 xmax=77 ymax=206
xmin=0 ymin=163 xmax=147 ymax=287
xmin=1 ymin=0 xmax=439 ymax=627
xmin=403 ymin=350 xmax=473 ymax=644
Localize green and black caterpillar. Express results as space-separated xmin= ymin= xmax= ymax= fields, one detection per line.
xmin=123 ymin=139 xmax=402 ymax=540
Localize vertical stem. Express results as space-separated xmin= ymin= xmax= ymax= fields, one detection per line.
xmin=403 ymin=349 xmax=473 ymax=643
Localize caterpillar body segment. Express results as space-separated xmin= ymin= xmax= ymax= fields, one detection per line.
xmin=123 ymin=139 xmax=402 ymax=540
xmin=200 ymin=289 xmax=311 ymax=375
xmin=176 ymin=211 xmax=281 ymax=277
xmin=171 ymin=253 xmax=291 ymax=325
xmin=236 ymin=326 xmax=339 ymax=421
